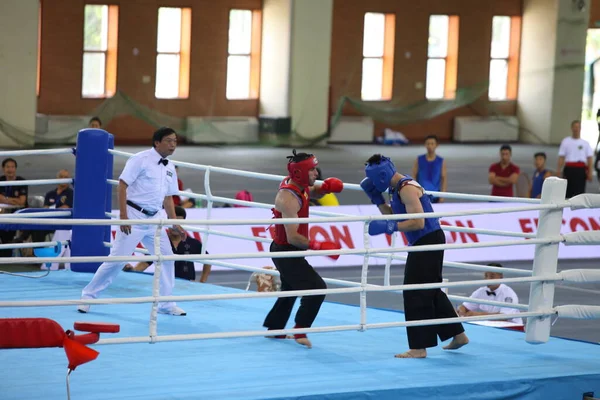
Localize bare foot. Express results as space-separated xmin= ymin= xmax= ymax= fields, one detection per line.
xmin=394 ymin=349 xmax=427 ymax=358
xmin=443 ymin=332 xmax=469 ymax=350
xmin=295 ymin=337 xmax=312 ymax=349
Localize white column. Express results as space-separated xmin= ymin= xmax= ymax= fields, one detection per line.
xmin=259 ymin=0 xmax=292 ymax=117
xmin=259 ymin=0 xmax=333 ymax=139
xmin=288 ymin=0 xmax=333 ymax=139
xmin=518 ymin=0 xmax=590 ymax=145
xmin=0 ymin=0 xmax=38 ymax=147
xmin=525 ymin=177 xmax=567 ymax=344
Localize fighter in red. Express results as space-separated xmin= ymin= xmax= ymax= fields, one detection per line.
xmin=263 ymin=150 xmax=344 ymax=348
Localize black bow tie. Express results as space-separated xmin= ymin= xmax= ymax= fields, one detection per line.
xmin=158 ymin=158 xmax=168 ymax=166
xmin=486 ymin=290 xmax=496 ymax=296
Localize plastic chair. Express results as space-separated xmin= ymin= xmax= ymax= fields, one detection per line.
xmin=0 ymin=318 xmax=120 ymax=399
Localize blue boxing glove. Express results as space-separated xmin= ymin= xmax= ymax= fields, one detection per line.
xmin=360 ymin=178 xmax=385 ymax=206
xmin=368 ymin=220 xmax=398 ymax=236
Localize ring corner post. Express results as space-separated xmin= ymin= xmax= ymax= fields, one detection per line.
xmin=71 ymin=129 xmax=111 ymax=273
xmin=525 ymin=177 xmax=567 ymax=344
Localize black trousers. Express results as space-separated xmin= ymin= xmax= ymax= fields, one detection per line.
xmin=563 ymin=166 xmax=587 ymax=198
xmin=263 ymin=242 xmax=326 ymax=330
xmin=403 ymin=229 xmax=464 ymax=349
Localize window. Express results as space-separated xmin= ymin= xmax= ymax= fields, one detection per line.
xmin=489 ymin=16 xmax=521 ymax=100
xmin=226 ymin=9 xmax=262 ymax=100
xmin=155 ymin=7 xmax=191 ymax=99
xmin=361 ymin=12 xmax=395 ymax=101
xmin=82 ymin=4 xmax=118 ymax=98
xmin=426 ymin=15 xmax=459 ymax=100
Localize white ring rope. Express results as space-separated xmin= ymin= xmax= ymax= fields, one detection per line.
xmin=0 ymin=148 xmax=74 ymax=157
xmin=3 ymin=148 xmax=600 ymax=347
xmin=108 ymin=149 xmax=543 ymax=204
xmin=0 ymin=178 xmax=72 ymax=187
xmin=0 ymin=211 xmax=71 ymax=219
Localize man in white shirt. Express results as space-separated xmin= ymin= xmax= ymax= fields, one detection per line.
xmin=78 ymin=127 xmax=187 ymax=316
xmin=457 ymin=263 xmax=523 ymax=325
xmin=557 ymin=120 xmax=594 ymax=198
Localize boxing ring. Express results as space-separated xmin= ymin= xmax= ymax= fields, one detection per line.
xmin=1 ymin=129 xmax=600 ymax=400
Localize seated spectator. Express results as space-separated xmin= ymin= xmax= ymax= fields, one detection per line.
xmin=234 ymin=190 xmax=253 ymax=207
xmin=88 ymin=117 xmax=102 ymax=129
xmin=530 ymin=152 xmax=552 ymax=199
xmin=246 ymin=266 xmax=281 ymax=292
xmin=488 ymin=145 xmax=520 ymax=197
xmin=173 ymin=166 xmax=196 ymax=208
xmin=412 ymin=134 xmax=447 ymax=203
xmin=595 ymin=145 xmax=600 ymax=187
xmin=0 ymin=158 xmax=28 ymax=256
xmin=123 ymin=206 xmax=211 ymax=282
xmin=14 ymin=170 xmax=73 ymax=248
xmin=457 ymin=263 xmax=523 ymax=325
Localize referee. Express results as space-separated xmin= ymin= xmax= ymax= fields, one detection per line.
xmin=78 ymin=127 xmax=187 ymax=316
xmin=557 ymin=120 xmax=594 ymax=198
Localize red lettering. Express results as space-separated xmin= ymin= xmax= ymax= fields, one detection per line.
xmin=588 ymin=217 xmax=600 ymax=231
xmin=331 ymin=225 xmax=355 ymax=249
xmin=519 ymin=218 xmax=535 ymax=234
xmin=310 ymin=226 xmax=332 ymax=242
xmin=570 ymin=217 xmax=589 ymax=232
xmin=251 ymin=226 xmax=268 ymax=252
xmin=455 ymin=220 xmax=479 ymax=243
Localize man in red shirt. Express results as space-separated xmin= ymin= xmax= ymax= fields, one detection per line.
xmin=488 ymin=144 xmax=520 ymax=197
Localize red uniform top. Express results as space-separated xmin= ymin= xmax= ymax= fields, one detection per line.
xmin=272 ymin=178 xmax=310 ymax=246
xmin=489 ymin=162 xmax=520 ymax=197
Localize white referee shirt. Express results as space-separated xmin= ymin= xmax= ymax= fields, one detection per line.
xmin=558 ymin=137 xmax=594 ymax=163
xmin=119 ymin=148 xmax=179 ymax=212
xmin=462 ymin=284 xmax=523 ymax=324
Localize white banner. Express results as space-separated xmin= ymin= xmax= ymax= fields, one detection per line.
xmin=106 ymin=203 xmax=600 ymax=272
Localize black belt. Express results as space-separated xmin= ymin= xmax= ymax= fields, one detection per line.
xmin=126 ymin=200 xmax=158 ymax=216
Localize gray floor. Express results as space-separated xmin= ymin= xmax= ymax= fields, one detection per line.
xmin=8 ymin=143 xmax=600 ymax=343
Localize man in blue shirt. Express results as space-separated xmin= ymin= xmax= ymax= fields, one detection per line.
xmin=530 ymin=152 xmax=552 ymax=199
xmin=412 ymin=135 xmax=446 ymax=203
xmin=361 ymin=154 xmax=468 ymax=359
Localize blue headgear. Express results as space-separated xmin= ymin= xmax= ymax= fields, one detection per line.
xmin=365 ymin=155 xmax=396 ymax=192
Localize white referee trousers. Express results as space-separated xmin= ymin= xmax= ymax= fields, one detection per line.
xmin=81 ymin=208 xmax=176 ymax=310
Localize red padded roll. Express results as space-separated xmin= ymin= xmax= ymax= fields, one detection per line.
xmin=73 ymin=321 xmax=120 ymax=334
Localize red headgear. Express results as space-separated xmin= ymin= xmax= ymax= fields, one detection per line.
xmin=287 ymin=150 xmax=318 ymax=188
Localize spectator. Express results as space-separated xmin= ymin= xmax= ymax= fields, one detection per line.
xmin=530 ymin=153 xmax=552 ymax=199
xmin=488 ymin=145 xmax=520 ymax=197
xmin=0 ymin=158 xmax=28 ymax=256
xmin=412 ymin=135 xmax=447 ymax=203
xmin=234 ymin=190 xmax=253 ymax=207
xmin=124 ymin=206 xmax=212 ymax=282
xmin=557 ymin=120 xmax=594 ymax=198
xmin=88 ymin=117 xmax=102 ymax=129
xmin=457 ymin=263 xmax=523 ymax=325
xmin=14 ymin=169 xmax=73 ymax=245
xmin=246 ymin=266 xmax=281 ymax=292
xmin=595 ymin=145 xmax=600 ymax=187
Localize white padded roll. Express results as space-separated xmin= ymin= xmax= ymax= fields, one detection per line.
xmin=568 ymin=194 xmax=600 ymax=210
xmin=560 ymin=269 xmax=600 ymax=283
xmin=562 ymin=230 xmax=600 ymax=246
xmin=555 ymin=305 xmax=600 ymax=320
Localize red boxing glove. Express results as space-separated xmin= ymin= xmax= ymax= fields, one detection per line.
xmin=320 ymin=177 xmax=344 ymax=194
xmin=309 ymin=240 xmax=341 ymax=260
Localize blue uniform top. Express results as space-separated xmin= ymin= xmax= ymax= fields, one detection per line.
xmin=530 ymin=169 xmax=548 ymax=199
xmin=417 ymin=154 xmax=443 ymax=192
xmin=390 ymin=176 xmax=441 ymax=245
